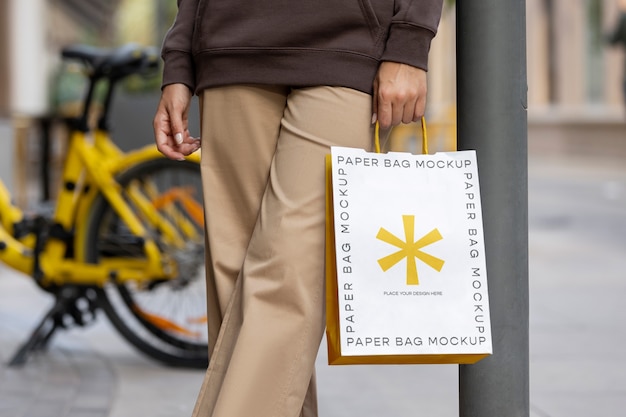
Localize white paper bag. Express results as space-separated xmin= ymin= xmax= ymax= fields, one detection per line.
xmin=325 ymin=146 xmax=492 ymax=365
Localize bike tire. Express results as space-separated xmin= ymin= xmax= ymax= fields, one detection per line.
xmin=84 ymin=158 xmax=208 ymax=368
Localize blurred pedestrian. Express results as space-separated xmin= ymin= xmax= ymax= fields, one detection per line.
xmin=608 ymin=0 xmax=626 ymax=109
xmin=153 ymin=1 xmax=444 ymax=416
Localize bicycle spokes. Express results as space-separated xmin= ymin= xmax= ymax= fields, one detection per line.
xmin=151 ymin=186 xmax=205 ymax=228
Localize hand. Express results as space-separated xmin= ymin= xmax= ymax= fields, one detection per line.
xmin=372 ymin=62 xmax=428 ymax=129
xmin=153 ymin=83 xmax=201 ymax=160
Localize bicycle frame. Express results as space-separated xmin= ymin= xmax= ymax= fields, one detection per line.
xmin=0 ymin=126 xmax=201 ymax=287
xmin=0 ymin=180 xmax=35 ymax=274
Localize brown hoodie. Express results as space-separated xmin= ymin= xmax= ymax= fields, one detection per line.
xmin=162 ymin=0 xmax=443 ymax=94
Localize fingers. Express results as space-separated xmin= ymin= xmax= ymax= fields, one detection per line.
xmin=373 ymin=62 xmax=427 ymax=129
xmin=153 ymin=84 xmax=199 ymax=160
xmin=154 ymin=120 xmax=200 ymax=161
xmin=377 ymin=88 xmax=424 ymax=128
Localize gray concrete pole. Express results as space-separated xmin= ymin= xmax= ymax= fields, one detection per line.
xmin=456 ymin=1 xmax=529 ymax=417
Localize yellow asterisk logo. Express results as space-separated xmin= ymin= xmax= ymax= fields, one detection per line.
xmin=376 ymin=215 xmax=445 ymax=285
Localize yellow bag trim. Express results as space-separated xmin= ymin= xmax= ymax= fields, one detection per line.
xmin=374 ymin=116 xmax=429 ymax=155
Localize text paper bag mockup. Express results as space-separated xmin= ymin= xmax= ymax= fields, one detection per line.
xmin=325 ymin=145 xmax=492 ymax=365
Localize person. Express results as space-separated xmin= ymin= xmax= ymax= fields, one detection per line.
xmin=153 ymin=1 xmax=444 ymax=416
xmin=609 ymin=0 xmax=626 ymax=110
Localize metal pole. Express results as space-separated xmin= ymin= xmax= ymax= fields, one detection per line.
xmin=456 ymin=1 xmax=529 ymax=417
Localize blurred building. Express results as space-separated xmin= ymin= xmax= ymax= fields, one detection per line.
xmin=0 ymin=0 xmax=121 ymax=117
xmin=0 ymin=0 xmax=167 ymax=205
xmin=528 ymin=0 xmax=623 ymax=112
xmin=0 ymin=0 xmax=122 ymax=201
xmin=426 ymin=0 xmax=626 ymax=156
xmin=526 ymin=0 xmax=626 ymax=158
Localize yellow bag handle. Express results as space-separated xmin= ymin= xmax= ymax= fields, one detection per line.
xmin=374 ymin=116 xmax=429 ymax=155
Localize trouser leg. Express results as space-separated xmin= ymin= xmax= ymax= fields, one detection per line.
xmin=199 ymin=85 xmax=289 ymax=349
xmin=194 ymin=85 xmax=289 ymax=416
xmin=195 ymin=85 xmax=373 ymax=417
xmin=299 ymin=372 xmax=318 ymax=417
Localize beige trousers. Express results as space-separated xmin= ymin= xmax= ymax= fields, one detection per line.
xmin=193 ymin=85 xmax=374 ymax=417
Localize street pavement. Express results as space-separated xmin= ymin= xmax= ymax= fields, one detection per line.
xmin=1 ymin=147 xmax=626 ymax=417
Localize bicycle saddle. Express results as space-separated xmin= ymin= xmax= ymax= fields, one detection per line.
xmin=61 ymin=43 xmax=158 ymax=79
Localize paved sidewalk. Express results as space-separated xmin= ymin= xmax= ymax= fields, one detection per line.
xmin=0 ymin=278 xmax=115 ymax=417
xmin=0 ymin=347 xmax=115 ymax=417
xmin=1 ymin=148 xmax=626 ymax=417
xmin=527 ymin=153 xmax=626 ymax=417
xmin=0 ymin=276 xmax=203 ymax=417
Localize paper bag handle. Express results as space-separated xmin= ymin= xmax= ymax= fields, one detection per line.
xmin=374 ymin=116 xmax=429 ymax=155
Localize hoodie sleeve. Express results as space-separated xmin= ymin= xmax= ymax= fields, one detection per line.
xmin=381 ymin=0 xmax=444 ymax=71
xmin=161 ymin=0 xmax=199 ymax=91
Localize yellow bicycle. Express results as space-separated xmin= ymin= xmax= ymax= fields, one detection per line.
xmin=1 ymin=44 xmax=207 ymax=368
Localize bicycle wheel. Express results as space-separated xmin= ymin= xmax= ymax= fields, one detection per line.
xmin=85 ymin=158 xmax=208 ymax=368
